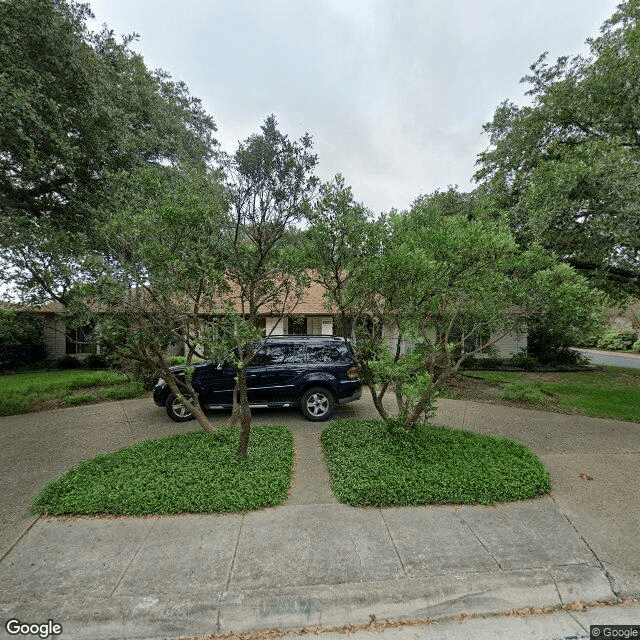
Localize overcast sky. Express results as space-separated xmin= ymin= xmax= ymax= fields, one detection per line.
xmin=89 ymin=0 xmax=620 ymax=215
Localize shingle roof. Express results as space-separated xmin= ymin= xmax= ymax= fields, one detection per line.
xmin=12 ymin=279 xmax=338 ymax=317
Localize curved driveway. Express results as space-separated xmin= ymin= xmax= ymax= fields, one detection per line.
xmin=0 ymin=394 xmax=638 ymax=637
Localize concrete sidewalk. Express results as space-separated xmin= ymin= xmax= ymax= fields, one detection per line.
xmin=0 ymin=395 xmax=639 ymax=639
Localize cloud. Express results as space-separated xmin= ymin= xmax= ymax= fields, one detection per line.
xmin=89 ymin=0 xmax=620 ymax=212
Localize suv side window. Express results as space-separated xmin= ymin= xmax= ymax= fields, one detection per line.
xmin=306 ymin=343 xmax=345 ymax=363
xmin=263 ymin=343 xmax=307 ymax=365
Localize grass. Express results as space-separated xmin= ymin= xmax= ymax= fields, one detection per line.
xmin=0 ymin=369 xmax=145 ymax=416
xmin=321 ymin=419 xmax=550 ymax=507
xmin=30 ymin=426 xmax=294 ymax=515
xmin=464 ymin=366 xmax=640 ymax=423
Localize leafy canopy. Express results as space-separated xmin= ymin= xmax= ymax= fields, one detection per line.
xmin=475 ymin=0 xmax=640 ymax=296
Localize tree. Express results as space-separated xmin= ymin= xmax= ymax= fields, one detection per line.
xmin=304 ymin=174 xmax=381 ymax=340
xmin=69 ymin=165 xmax=228 ymax=434
xmin=311 ymin=188 xmax=602 ymax=428
xmin=1 ymin=0 xmax=217 ymax=304
xmin=211 ymin=115 xmax=319 ymax=457
xmin=475 ymin=0 xmax=640 ymax=297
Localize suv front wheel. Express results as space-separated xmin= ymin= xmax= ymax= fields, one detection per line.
xmin=300 ymin=387 xmax=335 ymax=421
xmin=166 ymin=393 xmax=196 ymax=422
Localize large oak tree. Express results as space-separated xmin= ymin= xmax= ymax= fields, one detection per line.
xmin=475 ymin=0 xmax=640 ymax=297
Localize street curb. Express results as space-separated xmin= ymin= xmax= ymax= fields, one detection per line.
xmin=0 ymin=565 xmax=614 ymax=639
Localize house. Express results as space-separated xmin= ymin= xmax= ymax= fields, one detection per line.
xmin=22 ymin=281 xmax=527 ymax=361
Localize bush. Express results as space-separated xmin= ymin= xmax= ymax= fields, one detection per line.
xmin=84 ymin=353 xmax=109 ymax=368
xmin=0 ymin=310 xmax=44 ymax=345
xmin=632 ymin=339 xmax=640 ymax=353
xmin=0 ymin=343 xmax=47 ymax=370
xmin=321 ymin=419 xmax=551 ymax=506
xmin=510 ymin=350 xmax=539 ymax=370
xmin=596 ymin=328 xmax=636 ymax=351
xmin=460 ymin=354 xmax=503 ymax=370
xmin=31 ymin=427 xmax=294 ymax=515
xmin=56 ymin=355 xmax=83 ymax=369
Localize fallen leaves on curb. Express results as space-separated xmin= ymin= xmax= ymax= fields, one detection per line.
xmin=187 ymin=597 xmax=640 ymax=640
xmin=562 ymin=601 xmax=590 ymax=612
xmin=506 ymin=605 xmax=555 ymax=617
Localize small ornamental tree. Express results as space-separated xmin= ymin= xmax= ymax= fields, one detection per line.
xmin=308 ymin=187 xmax=602 ymax=428
xmin=211 ymin=115 xmax=319 ymax=457
xmin=71 ymin=166 xmax=228 ymax=435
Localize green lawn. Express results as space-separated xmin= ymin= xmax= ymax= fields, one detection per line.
xmin=463 ymin=367 xmax=640 ymax=423
xmin=0 ymin=369 xmax=145 ymax=416
xmin=321 ymin=419 xmax=550 ymax=507
xmin=31 ymin=426 xmax=294 ymax=515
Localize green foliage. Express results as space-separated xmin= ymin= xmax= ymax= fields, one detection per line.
xmin=321 ymin=419 xmax=550 ymax=506
xmin=0 ymin=369 xmax=145 ymax=416
xmin=1 ymin=0 xmax=217 ymax=307
xmin=500 ymin=381 xmax=549 ymax=405
xmin=475 ymin=1 xmax=640 ymax=296
xmin=0 ymin=310 xmax=44 ymax=345
xmin=522 ymin=261 xmax=605 ymax=363
xmin=0 ymin=0 xmax=215 ymax=227
xmin=632 ymin=339 xmax=640 ymax=353
xmin=30 ymin=427 xmax=294 ymax=515
xmin=596 ymin=328 xmax=636 ymax=351
xmin=510 ymin=350 xmax=540 ymax=370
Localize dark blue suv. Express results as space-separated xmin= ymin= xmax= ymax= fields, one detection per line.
xmin=153 ymin=335 xmax=362 ymax=422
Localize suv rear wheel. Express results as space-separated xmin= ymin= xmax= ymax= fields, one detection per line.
xmin=300 ymin=387 xmax=335 ymax=421
xmin=166 ymin=393 xmax=196 ymax=422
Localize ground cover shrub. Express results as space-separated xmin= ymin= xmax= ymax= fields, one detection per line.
xmin=510 ymin=350 xmax=540 ymax=370
xmin=31 ymin=426 xmax=294 ymax=515
xmin=597 ymin=329 xmax=636 ymax=351
xmin=321 ymin=419 xmax=550 ymax=507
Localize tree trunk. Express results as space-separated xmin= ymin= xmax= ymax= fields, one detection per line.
xmin=165 ymin=376 xmax=215 ymax=433
xmin=367 ymin=382 xmax=389 ymax=421
xmin=236 ymin=368 xmax=252 ymax=459
xmin=406 ymin=381 xmax=436 ymax=427
xmin=227 ymin=384 xmax=241 ymax=427
xmin=395 ymin=391 xmax=406 ymax=414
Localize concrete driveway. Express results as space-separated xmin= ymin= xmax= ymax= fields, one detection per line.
xmin=0 ymin=394 xmax=638 ymax=638
xmin=579 ymin=348 xmax=640 ymax=369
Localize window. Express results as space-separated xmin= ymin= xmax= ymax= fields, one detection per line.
xmin=306 ymin=343 xmax=344 ymax=363
xmin=262 ymin=343 xmax=306 ymax=364
xmin=65 ymin=323 xmax=97 ymax=355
